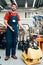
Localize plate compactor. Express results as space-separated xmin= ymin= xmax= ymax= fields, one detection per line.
xmin=21 ymin=37 xmax=42 ymax=65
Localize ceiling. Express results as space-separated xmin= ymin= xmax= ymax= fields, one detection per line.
xmin=0 ymin=0 xmax=43 ymax=11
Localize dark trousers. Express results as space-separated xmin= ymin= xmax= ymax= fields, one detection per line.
xmin=6 ymin=28 xmax=17 ymax=56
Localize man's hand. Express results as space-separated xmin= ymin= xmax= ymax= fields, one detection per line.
xmin=9 ymin=26 xmax=14 ymax=32
xmin=24 ymin=29 xmax=28 ymax=33
xmin=4 ymin=20 xmax=14 ymax=32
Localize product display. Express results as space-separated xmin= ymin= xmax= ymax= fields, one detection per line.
xmin=0 ymin=0 xmax=43 ymax=65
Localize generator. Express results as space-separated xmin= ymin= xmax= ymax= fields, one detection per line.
xmin=21 ymin=36 xmax=42 ymax=65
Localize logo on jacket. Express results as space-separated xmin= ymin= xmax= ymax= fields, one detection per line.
xmin=12 ymin=19 xmax=16 ymax=23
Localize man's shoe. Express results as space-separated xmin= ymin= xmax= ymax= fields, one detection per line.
xmin=5 ymin=56 xmax=10 ymax=61
xmin=11 ymin=55 xmax=17 ymax=59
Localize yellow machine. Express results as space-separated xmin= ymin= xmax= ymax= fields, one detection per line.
xmin=21 ymin=38 xmax=42 ymax=65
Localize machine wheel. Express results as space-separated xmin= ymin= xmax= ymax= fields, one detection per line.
xmin=30 ymin=59 xmax=33 ymax=62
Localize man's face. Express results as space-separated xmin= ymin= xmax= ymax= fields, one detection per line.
xmin=11 ymin=5 xmax=16 ymax=11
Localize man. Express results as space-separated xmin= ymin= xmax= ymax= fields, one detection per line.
xmin=4 ymin=3 xmax=27 ymax=60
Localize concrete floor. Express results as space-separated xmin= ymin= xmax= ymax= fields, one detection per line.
xmin=0 ymin=49 xmax=43 ymax=65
